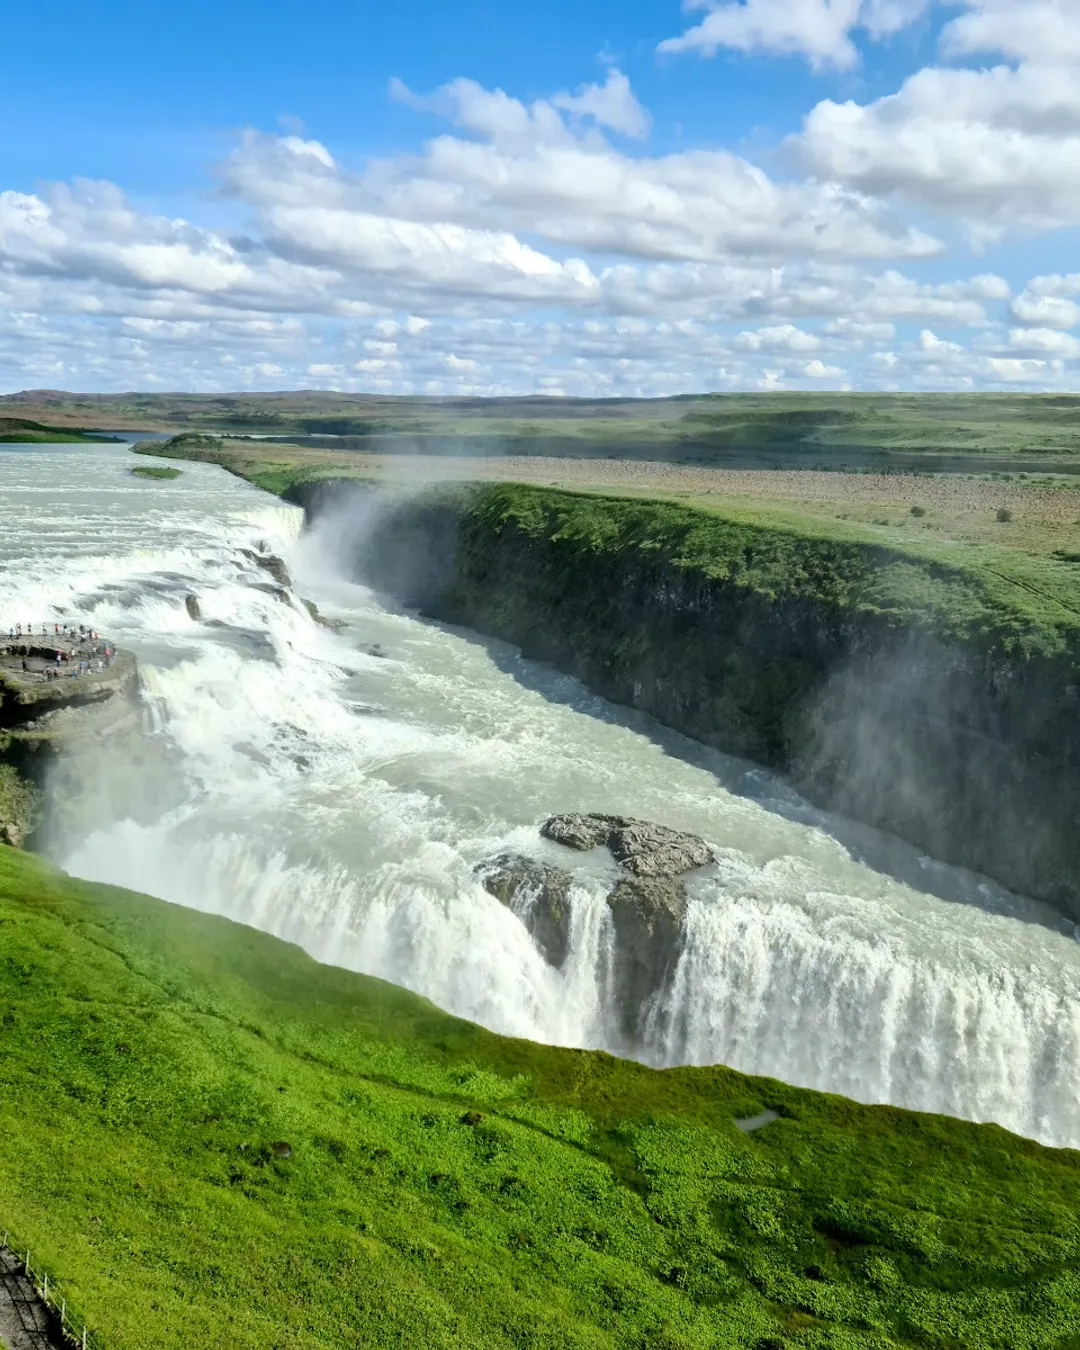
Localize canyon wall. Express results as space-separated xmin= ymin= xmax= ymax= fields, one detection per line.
xmin=291 ymin=478 xmax=1080 ymax=917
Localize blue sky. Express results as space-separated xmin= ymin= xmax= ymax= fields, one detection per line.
xmin=3 ymin=0 xmax=1080 ymax=395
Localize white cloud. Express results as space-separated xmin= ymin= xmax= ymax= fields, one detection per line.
xmin=919 ymin=328 xmax=963 ymax=352
xmin=791 ymin=3 xmax=1080 ymax=234
xmin=0 ymin=62 xmax=1070 ymax=397
xmin=261 ymin=205 xmax=601 ymax=302
xmin=988 ymin=356 xmax=1053 ymax=381
xmin=803 ymin=358 xmax=845 ymax=377
xmin=823 ymin=317 xmax=895 ymax=340
xmin=1007 ymin=326 xmax=1080 ymax=356
xmin=658 ymin=0 xmax=933 ymax=71
xmin=552 ymin=69 xmax=651 ymax=138
xmin=4 ymin=299 xmax=1078 ymax=397
xmin=736 ymin=323 xmax=820 ymax=351
xmin=1010 ymin=291 xmax=1080 ymax=328
xmin=228 ymin=81 xmax=940 ymax=266
xmin=942 ymin=0 xmax=1080 ymax=66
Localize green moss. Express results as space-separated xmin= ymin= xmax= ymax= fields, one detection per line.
xmin=1 ymin=845 xmax=1078 ymax=1348
xmin=0 ymin=765 xmax=39 ymax=846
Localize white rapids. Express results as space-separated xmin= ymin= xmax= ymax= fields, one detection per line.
xmin=3 ymin=441 xmax=1079 ymax=1148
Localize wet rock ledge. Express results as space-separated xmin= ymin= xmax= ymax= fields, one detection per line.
xmin=476 ymin=813 xmax=715 ymax=1040
xmin=0 ymin=635 xmax=140 ymax=847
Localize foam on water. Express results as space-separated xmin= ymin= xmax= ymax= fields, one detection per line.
xmin=4 ymin=442 xmax=1080 ymax=1148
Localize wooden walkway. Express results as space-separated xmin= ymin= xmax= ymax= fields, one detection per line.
xmin=0 ymin=1247 xmax=66 ymax=1350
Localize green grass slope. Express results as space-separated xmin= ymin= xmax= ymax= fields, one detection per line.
xmin=2 ymin=846 xmax=1079 ymax=1348
xmin=0 ymin=417 xmax=110 ymax=444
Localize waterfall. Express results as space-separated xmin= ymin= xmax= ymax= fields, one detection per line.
xmin=5 ymin=441 xmax=1080 ymax=1151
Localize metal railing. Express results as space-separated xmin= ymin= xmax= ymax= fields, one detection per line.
xmin=0 ymin=1232 xmax=99 ymax=1350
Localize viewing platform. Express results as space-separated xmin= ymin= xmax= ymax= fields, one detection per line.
xmin=1 ymin=625 xmax=137 ymax=723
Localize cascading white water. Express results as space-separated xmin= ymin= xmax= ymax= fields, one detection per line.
xmin=4 ymin=440 xmax=1079 ymax=1148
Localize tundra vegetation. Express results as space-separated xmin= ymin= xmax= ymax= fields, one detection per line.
xmin=1 ymin=845 xmax=1079 ymax=1349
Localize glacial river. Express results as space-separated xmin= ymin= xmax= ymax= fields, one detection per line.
xmin=4 ymin=441 xmax=1080 ymax=1147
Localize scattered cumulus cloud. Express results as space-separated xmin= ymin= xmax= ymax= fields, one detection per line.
xmin=551 ymin=69 xmax=652 ymax=138
xmin=1009 ymin=292 xmax=1080 ymax=329
xmin=2 ymin=38 xmax=1080 ymax=396
xmin=784 ymin=2 xmax=1080 ymax=235
xmin=658 ymin=0 xmax=934 ymax=72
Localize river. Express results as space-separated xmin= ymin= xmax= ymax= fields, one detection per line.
xmin=4 ymin=441 xmax=1080 ymax=1147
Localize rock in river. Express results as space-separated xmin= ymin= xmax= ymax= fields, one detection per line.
xmin=242 ymin=549 xmax=292 ymax=589
xmin=475 ymin=852 xmax=573 ymax=967
xmin=184 ymin=594 xmax=202 ymax=621
xmin=607 ymin=820 xmax=713 ymax=877
xmin=541 ymin=812 xmax=712 ymax=877
xmin=541 ymin=813 xmax=620 ymax=851
xmin=605 ymin=875 xmax=688 ymax=1037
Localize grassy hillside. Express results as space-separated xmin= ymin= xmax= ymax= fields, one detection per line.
xmin=0 ymin=417 xmax=114 ymax=444
xmin=1 ymin=845 xmax=1079 ymax=1349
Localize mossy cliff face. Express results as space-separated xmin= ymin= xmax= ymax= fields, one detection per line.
xmin=291 ymin=479 xmax=1080 ymax=917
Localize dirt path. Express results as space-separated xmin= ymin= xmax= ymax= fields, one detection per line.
xmin=0 ymin=1249 xmax=65 ymax=1350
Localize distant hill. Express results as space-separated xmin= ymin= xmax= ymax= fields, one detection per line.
xmin=0 ymin=416 xmax=120 ymax=444
xmin=6 ymin=389 xmax=1080 ymax=465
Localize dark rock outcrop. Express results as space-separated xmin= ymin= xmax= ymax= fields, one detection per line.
xmin=537 ymin=813 xmax=714 ymax=1035
xmin=184 ymin=594 xmax=201 ymax=621
xmin=541 ymin=812 xmax=713 ymax=877
xmin=608 ymin=820 xmax=713 ymax=877
xmin=250 ymin=582 xmax=291 ymax=604
xmin=541 ymin=813 xmax=618 ymax=851
xmin=606 ymin=876 xmax=688 ymax=1037
xmin=0 ymin=645 xmax=141 ymax=850
xmin=243 ymin=550 xmax=292 ymax=588
xmin=475 ymin=852 xmax=574 ymax=967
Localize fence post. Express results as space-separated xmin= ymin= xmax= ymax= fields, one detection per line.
xmin=62 ymin=1297 xmax=67 ymax=1323
xmin=43 ymin=1271 xmax=49 ymax=1301
xmin=82 ymin=1327 xmax=87 ymax=1350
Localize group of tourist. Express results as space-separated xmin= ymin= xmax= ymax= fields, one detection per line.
xmin=2 ymin=620 xmax=116 ymax=683
xmin=7 ymin=621 xmax=103 ymax=642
